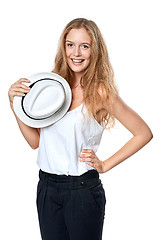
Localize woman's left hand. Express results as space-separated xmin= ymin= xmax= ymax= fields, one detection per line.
xmin=79 ymin=149 xmax=105 ymax=173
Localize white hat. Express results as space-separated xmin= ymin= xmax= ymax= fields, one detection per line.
xmin=13 ymin=72 xmax=72 ymax=128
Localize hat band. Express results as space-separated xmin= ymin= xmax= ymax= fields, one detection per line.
xmin=21 ymin=78 xmax=65 ymax=120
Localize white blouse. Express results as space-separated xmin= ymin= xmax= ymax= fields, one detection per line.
xmin=37 ymin=103 xmax=105 ymax=176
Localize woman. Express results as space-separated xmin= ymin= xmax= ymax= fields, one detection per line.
xmin=8 ymin=18 xmax=153 ymax=240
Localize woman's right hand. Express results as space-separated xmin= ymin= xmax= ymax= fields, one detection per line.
xmin=8 ymin=78 xmax=31 ymax=110
xmin=8 ymin=78 xmax=40 ymax=149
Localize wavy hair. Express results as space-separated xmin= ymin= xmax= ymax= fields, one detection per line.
xmin=52 ymin=18 xmax=119 ymax=129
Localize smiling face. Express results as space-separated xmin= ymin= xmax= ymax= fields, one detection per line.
xmin=65 ymin=28 xmax=91 ymax=79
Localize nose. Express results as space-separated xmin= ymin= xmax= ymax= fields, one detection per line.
xmin=74 ymin=46 xmax=81 ymax=57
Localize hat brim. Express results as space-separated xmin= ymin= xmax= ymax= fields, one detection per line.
xmin=13 ymin=72 xmax=72 ymax=128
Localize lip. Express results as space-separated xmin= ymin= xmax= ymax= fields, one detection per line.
xmin=71 ymin=58 xmax=85 ymax=65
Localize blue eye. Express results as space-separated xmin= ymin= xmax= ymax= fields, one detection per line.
xmin=82 ymin=45 xmax=88 ymax=49
xmin=67 ymin=43 xmax=73 ymax=47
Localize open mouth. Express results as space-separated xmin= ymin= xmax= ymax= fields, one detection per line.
xmin=71 ymin=59 xmax=85 ymax=63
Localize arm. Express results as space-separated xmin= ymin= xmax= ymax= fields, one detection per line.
xmin=79 ymin=93 xmax=153 ymax=173
xmin=8 ymin=78 xmax=40 ymax=149
xmin=102 ymin=94 xmax=153 ymax=172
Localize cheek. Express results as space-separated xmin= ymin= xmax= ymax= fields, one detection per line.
xmin=85 ymin=50 xmax=91 ymax=61
xmin=65 ymin=48 xmax=71 ymax=58
xmin=86 ymin=54 xmax=91 ymax=64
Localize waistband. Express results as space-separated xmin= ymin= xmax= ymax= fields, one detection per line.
xmin=39 ymin=169 xmax=99 ymax=183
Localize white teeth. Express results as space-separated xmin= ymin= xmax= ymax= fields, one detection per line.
xmin=72 ymin=59 xmax=83 ymax=63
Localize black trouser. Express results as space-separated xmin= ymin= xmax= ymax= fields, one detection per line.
xmin=36 ymin=169 xmax=106 ymax=240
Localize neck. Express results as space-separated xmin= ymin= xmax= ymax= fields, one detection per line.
xmin=72 ymin=72 xmax=83 ymax=89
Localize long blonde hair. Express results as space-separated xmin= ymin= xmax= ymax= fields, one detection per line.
xmin=52 ymin=18 xmax=119 ymax=129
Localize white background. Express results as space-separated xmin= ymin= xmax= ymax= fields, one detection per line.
xmin=1 ymin=0 xmax=160 ymax=239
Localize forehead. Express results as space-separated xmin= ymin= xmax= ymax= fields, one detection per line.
xmin=66 ymin=28 xmax=91 ymax=44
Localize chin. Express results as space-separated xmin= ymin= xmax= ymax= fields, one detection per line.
xmin=70 ymin=65 xmax=89 ymax=74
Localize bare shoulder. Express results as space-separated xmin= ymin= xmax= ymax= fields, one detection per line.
xmin=98 ymin=83 xmax=152 ymax=137
xmin=110 ymin=94 xmax=153 ymax=138
xmin=97 ymin=82 xmax=134 ymax=116
xmin=97 ymin=82 xmax=117 ymax=112
xmin=110 ymin=94 xmax=130 ymax=116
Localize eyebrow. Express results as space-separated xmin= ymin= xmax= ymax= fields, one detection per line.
xmin=66 ymin=40 xmax=91 ymax=46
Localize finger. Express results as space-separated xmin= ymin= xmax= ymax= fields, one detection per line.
xmin=13 ymin=91 xmax=26 ymax=97
xmin=13 ymin=82 xmax=30 ymax=90
xmin=9 ymin=91 xmax=25 ymax=99
xmin=12 ymin=86 xmax=30 ymax=94
xmin=11 ymin=82 xmax=31 ymax=93
xmin=8 ymin=86 xmax=28 ymax=99
xmin=79 ymin=153 xmax=92 ymax=158
xmin=80 ymin=157 xmax=93 ymax=163
xmin=81 ymin=149 xmax=93 ymax=154
xmin=16 ymin=78 xmax=30 ymax=84
xmin=85 ymin=162 xmax=94 ymax=167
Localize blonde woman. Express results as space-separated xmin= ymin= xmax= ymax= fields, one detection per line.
xmin=8 ymin=18 xmax=153 ymax=240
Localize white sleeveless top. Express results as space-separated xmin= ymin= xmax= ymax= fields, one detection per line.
xmin=37 ymin=103 xmax=105 ymax=176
